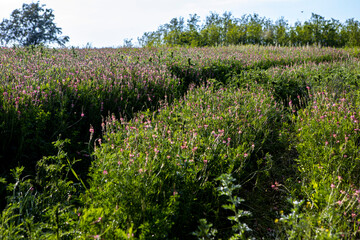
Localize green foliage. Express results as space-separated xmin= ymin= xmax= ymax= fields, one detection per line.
xmin=81 ymin=82 xmax=284 ymax=238
xmin=216 ymin=174 xmax=252 ymax=240
xmin=139 ymin=12 xmax=360 ymax=48
xmin=192 ymin=219 xmax=218 ymax=240
xmin=1 ymin=45 xmax=360 ymax=239
xmin=0 ymin=139 xmax=83 ymax=239
xmin=0 ymin=2 xmax=69 ymax=46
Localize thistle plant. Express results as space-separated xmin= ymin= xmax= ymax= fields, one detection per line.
xmin=216 ymin=173 xmax=252 ymax=240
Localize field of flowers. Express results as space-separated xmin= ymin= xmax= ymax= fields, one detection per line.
xmin=1 ymin=45 xmax=360 ymax=239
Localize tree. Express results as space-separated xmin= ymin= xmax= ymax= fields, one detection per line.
xmin=123 ymin=38 xmax=133 ymax=48
xmin=274 ymin=17 xmax=289 ymax=46
xmin=163 ymin=17 xmax=185 ymax=46
xmin=245 ymin=14 xmax=264 ymax=44
xmin=343 ymin=18 xmax=360 ymax=47
xmin=0 ymin=2 xmax=69 ymax=46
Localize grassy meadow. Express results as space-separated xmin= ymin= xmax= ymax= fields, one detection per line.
xmin=1 ymin=45 xmax=360 ymax=239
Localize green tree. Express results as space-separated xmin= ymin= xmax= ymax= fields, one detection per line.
xmin=200 ymin=12 xmax=222 ymax=46
xmin=137 ymin=11 xmax=359 ymax=48
xmin=0 ymin=2 xmax=69 ymax=46
xmin=308 ymin=13 xmax=325 ymax=45
xmin=245 ymin=14 xmax=264 ymax=44
xmin=290 ymin=21 xmax=313 ymax=46
xmin=138 ymin=31 xmax=162 ymax=47
xmin=185 ymin=14 xmax=202 ymax=46
xmin=226 ymin=22 xmax=246 ymax=45
xmin=343 ymin=18 xmax=360 ymax=47
xmin=163 ymin=17 xmax=185 ymax=46
xmin=263 ymin=18 xmax=275 ymax=45
xmin=274 ymin=17 xmax=289 ymax=46
xmin=322 ymin=18 xmax=342 ymax=47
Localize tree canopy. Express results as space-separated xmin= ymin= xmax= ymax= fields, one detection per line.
xmin=0 ymin=2 xmax=69 ymax=47
xmin=138 ymin=12 xmax=360 ymax=48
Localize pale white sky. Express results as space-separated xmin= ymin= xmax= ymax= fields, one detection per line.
xmin=0 ymin=0 xmax=359 ymax=48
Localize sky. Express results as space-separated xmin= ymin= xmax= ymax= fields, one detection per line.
xmin=0 ymin=0 xmax=359 ymax=48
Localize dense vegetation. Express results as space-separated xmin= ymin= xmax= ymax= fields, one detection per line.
xmin=1 ymin=45 xmax=360 ymax=239
xmin=138 ymin=12 xmax=360 ymax=48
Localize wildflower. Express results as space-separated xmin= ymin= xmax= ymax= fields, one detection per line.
xmin=336 ymin=200 xmax=342 ymax=205
xmin=203 ymin=159 xmax=208 ymax=164
xmin=271 ymin=184 xmax=279 ymax=191
xmin=103 ymin=170 xmax=108 ymax=175
xmin=81 ymin=112 xmax=84 ymax=117
xmin=244 ymin=153 xmax=248 ymax=158
xmin=331 ymin=183 xmax=336 ymax=189
xmin=274 ymin=218 xmax=279 ymax=223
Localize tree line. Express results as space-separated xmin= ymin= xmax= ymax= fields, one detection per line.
xmin=138 ymin=12 xmax=360 ymax=48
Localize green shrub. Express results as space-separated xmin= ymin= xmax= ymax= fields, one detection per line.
xmin=82 ymin=82 xmax=285 ymax=238
xmin=0 ymin=139 xmax=83 ymax=239
xmin=277 ymin=91 xmax=360 ymax=238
